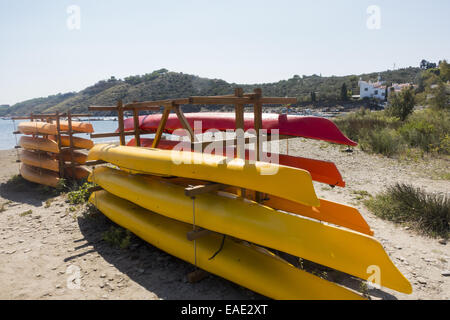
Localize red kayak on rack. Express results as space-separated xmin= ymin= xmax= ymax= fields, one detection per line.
xmin=122 ymin=112 xmax=357 ymax=146
xmin=127 ymin=138 xmax=346 ymax=187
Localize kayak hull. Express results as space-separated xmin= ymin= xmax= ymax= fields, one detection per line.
xmin=19 ymin=136 xmax=59 ymax=154
xmin=20 ymin=164 xmax=60 ymax=187
xmin=89 ymin=166 xmax=411 ymax=294
xmin=87 ymin=144 xmax=320 ymax=207
xmin=123 ymin=112 xmax=357 ymax=146
xmin=128 ymin=138 xmax=345 ymax=187
xmin=20 ymin=150 xmax=59 ymax=172
xmin=89 ymin=190 xmax=364 ymax=300
xmin=18 ymin=120 xmax=93 ymax=135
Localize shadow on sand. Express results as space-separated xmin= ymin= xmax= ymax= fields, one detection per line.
xmin=70 ymin=210 xmax=263 ymax=300
xmin=0 ymin=175 xmax=57 ymax=206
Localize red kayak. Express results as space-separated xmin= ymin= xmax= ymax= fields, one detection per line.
xmin=127 ymin=138 xmax=346 ymax=187
xmin=123 ymin=112 xmax=357 ymax=146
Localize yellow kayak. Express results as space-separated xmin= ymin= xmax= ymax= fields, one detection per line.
xmin=89 ymin=190 xmax=364 ymax=300
xmin=163 ymin=177 xmax=373 ymax=236
xmin=20 ymin=150 xmax=59 ymax=172
xmin=18 ymin=120 xmax=93 ymax=135
xmin=89 ymin=167 xmax=412 ymax=294
xmin=19 ymin=136 xmax=59 ymax=154
xmin=87 ymin=144 xmax=320 ymax=207
xmin=20 ymin=164 xmax=60 ymax=187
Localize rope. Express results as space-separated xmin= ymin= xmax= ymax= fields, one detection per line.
xmin=208 ymin=235 xmax=226 ymax=260
xmin=12 ymin=119 xmax=20 ymax=174
xmin=192 ymin=196 xmax=197 ymax=267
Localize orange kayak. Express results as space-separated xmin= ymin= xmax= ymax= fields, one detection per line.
xmin=20 ymin=150 xmax=59 ymax=172
xmin=18 ymin=120 xmax=93 ymax=135
xmin=57 ymin=120 xmax=93 ymax=133
xmin=128 ymin=138 xmax=345 ymax=187
xmin=19 ymin=136 xmax=59 ymax=154
xmin=64 ymin=165 xmax=91 ymax=180
xmin=56 ymin=135 xmax=94 ymax=150
xmin=58 ymin=149 xmax=88 ymax=164
xmin=20 ymin=164 xmax=60 ymax=187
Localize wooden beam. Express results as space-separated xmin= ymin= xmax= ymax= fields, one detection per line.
xmin=88 ymin=106 xmax=118 ymax=112
xmin=12 ymin=113 xmax=91 ymax=120
xmin=152 ymin=106 xmax=171 ymax=148
xmin=184 ymin=183 xmax=227 ymax=197
xmin=234 ymin=88 xmax=245 ymax=159
xmin=117 ymin=100 xmax=125 ymax=146
xmin=67 ymin=110 xmax=76 ymax=175
xmin=253 ymin=88 xmax=263 ymax=203
xmin=187 ymin=269 xmax=209 ymax=283
xmin=188 ymin=96 xmax=251 ymax=105
xmin=124 ymin=98 xmax=189 ymax=109
xmin=186 ymin=228 xmax=212 ymax=241
xmin=55 ymin=112 xmax=64 ymax=178
xmin=260 ymin=97 xmax=297 ymax=104
xmin=174 ymin=106 xmax=197 ymax=142
xmin=132 ymin=108 xmax=141 ymax=147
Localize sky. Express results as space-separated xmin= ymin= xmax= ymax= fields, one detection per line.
xmin=1 ymin=0 xmax=449 ymax=105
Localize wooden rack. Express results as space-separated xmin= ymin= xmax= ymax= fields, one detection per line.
xmin=12 ymin=111 xmax=97 ymax=180
xmin=89 ymin=88 xmax=296 ymax=202
xmin=89 ymin=88 xmax=297 ymax=282
xmin=89 ymin=88 xmax=295 ymax=157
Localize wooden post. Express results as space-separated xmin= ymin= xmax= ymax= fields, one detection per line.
xmin=132 ymin=108 xmax=141 ymax=147
xmin=67 ymin=110 xmax=75 ymax=177
xmin=152 ymin=106 xmax=171 ymax=148
xmin=253 ymin=88 xmax=263 ymax=202
xmin=55 ymin=112 xmax=64 ymax=178
xmin=117 ymin=100 xmax=125 ymax=146
xmin=234 ymin=88 xmax=245 ymax=158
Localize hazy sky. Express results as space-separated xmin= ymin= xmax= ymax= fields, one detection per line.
xmin=1 ymin=0 xmax=449 ymax=105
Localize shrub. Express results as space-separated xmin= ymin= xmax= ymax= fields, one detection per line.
xmin=365 ymin=183 xmax=449 ymax=238
xmin=399 ymin=109 xmax=450 ymax=154
xmin=102 ymin=226 xmax=131 ymax=249
xmin=360 ymin=128 xmax=405 ymax=157
xmin=67 ymin=182 xmax=94 ymax=205
xmin=386 ymin=87 xmax=415 ymax=121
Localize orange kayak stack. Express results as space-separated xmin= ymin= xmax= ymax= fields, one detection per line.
xmin=16 ymin=119 xmax=94 ymax=187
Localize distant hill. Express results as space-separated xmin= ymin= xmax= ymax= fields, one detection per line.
xmin=2 ymin=67 xmax=422 ymax=116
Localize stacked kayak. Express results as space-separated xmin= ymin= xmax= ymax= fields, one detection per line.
xmin=17 ymin=120 xmax=94 ymax=187
xmin=122 ymin=112 xmax=358 ymax=146
xmin=87 ymin=143 xmax=413 ymax=299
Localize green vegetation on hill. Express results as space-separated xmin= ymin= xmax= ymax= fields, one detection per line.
xmin=4 ymin=67 xmax=422 ymax=116
xmin=334 ymin=60 xmax=449 ymax=157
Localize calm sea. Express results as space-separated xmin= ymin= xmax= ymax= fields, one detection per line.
xmin=0 ymin=119 xmax=137 ymax=150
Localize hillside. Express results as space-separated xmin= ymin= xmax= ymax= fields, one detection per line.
xmin=2 ymin=67 xmax=422 ymax=116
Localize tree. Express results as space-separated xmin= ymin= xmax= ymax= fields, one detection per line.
xmin=439 ymin=60 xmax=450 ymax=82
xmin=386 ymin=87 xmax=416 ymax=121
xmin=428 ymin=81 xmax=449 ymax=110
xmin=310 ymin=91 xmax=316 ymax=102
xmin=340 ymin=83 xmax=348 ymax=101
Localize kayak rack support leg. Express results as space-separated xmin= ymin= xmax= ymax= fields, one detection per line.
xmin=187 ymin=269 xmax=209 ymax=284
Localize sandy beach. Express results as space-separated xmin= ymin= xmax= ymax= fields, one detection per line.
xmin=0 ymin=140 xmax=449 ymax=300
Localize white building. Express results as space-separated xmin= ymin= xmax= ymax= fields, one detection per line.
xmin=359 ymin=77 xmax=387 ymax=100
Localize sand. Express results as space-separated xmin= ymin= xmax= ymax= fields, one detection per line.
xmin=0 ymin=140 xmax=448 ymax=300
